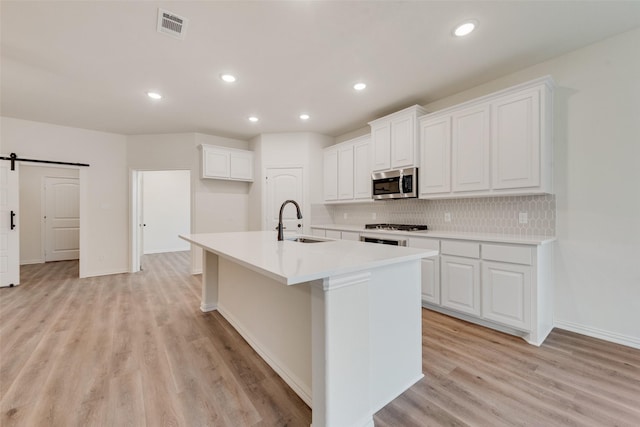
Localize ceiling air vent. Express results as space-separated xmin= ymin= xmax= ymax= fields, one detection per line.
xmin=157 ymin=8 xmax=188 ymax=40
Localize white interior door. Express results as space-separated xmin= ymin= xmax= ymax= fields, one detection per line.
xmin=1 ymin=161 xmax=20 ymax=287
xmin=44 ymin=177 xmax=79 ymax=262
xmin=265 ymin=167 xmax=303 ymax=235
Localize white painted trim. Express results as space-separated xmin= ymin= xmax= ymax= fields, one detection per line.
xmin=554 ymin=320 xmax=640 ymax=350
xmin=143 ymin=248 xmax=190 ymax=255
xmin=20 ymin=259 xmax=44 ymax=265
xmin=218 ymin=303 xmax=313 ymax=407
xmin=200 ymin=302 xmax=217 ymax=312
xmin=192 ymin=268 xmax=203 ymax=275
xmin=84 ymin=268 xmax=129 ymax=278
xmin=322 ymin=271 xmax=371 ymax=291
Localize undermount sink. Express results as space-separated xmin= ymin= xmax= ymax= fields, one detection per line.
xmin=287 ymin=236 xmax=330 ymax=243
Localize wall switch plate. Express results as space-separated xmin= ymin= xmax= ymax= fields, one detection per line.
xmin=444 ymin=212 xmax=451 ymax=223
xmin=372 ymin=212 xmax=377 ymax=220
xmin=519 ymin=212 xmax=528 ymax=224
xmin=343 ymin=213 xmax=348 ymax=220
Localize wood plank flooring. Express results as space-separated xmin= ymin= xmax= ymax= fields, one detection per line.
xmin=1 ymin=252 xmax=639 ymax=426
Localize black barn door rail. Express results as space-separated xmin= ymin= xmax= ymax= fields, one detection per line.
xmin=0 ymin=152 xmax=90 ymax=170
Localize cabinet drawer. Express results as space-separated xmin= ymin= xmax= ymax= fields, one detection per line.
xmin=482 ymin=244 xmax=532 ymax=265
xmin=409 ymin=238 xmax=439 ymax=251
xmin=325 ymin=230 xmax=342 ymax=239
xmin=341 ymin=231 xmax=360 ymax=241
xmin=441 ymin=240 xmax=479 ymax=258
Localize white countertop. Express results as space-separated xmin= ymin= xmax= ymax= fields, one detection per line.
xmin=180 ymin=231 xmax=437 ymax=286
xmin=311 ymin=224 xmax=556 ymax=245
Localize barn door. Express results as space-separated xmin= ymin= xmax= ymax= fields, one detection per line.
xmin=1 ymin=160 xmax=19 ymax=287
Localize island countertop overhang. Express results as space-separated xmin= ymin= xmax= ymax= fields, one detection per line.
xmin=180 ymin=231 xmax=438 ymax=285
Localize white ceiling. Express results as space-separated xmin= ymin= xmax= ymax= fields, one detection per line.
xmin=2 ymin=1 xmax=640 ymax=140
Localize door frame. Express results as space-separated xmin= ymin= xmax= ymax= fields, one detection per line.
xmin=16 ymin=161 xmax=87 ymax=277
xmin=129 ymin=168 xmax=192 ymax=273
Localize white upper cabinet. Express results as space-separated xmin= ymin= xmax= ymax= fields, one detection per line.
xmin=418 ymin=76 xmax=554 ymax=199
xmin=323 ymin=135 xmax=371 ymax=203
xmin=323 ymin=147 xmax=338 ymax=201
xmin=419 ymin=115 xmax=451 ymax=195
xmin=369 ymin=105 xmax=427 ymax=172
xmin=338 ymin=145 xmax=354 ymax=200
xmin=491 ymin=88 xmax=541 ymax=190
xmin=452 ymin=104 xmax=491 ymax=193
xmin=229 ymin=150 xmax=253 ymax=181
xmin=201 ymin=144 xmax=253 ymax=182
xmin=371 ymin=123 xmax=391 ymax=171
xmin=353 ymin=137 xmax=372 ymax=199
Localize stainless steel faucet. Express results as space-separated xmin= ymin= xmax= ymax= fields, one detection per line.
xmin=277 ymin=200 xmax=303 ymax=241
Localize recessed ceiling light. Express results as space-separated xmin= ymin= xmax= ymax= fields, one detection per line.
xmin=220 ymin=74 xmax=237 ymax=83
xmin=353 ymin=82 xmax=367 ymax=91
xmin=147 ymin=91 xmax=162 ymax=100
xmin=299 ymin=113 xmax=310 ymax=120
xmin=248 ymin=116 xmax=259 ymax=123
xmin=453 ymin=20 xmax=477 ymax=37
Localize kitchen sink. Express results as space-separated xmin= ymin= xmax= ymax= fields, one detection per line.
xmin=287 ymin=236 xmax=330 ymax=243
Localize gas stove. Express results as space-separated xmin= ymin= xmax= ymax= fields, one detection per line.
xmin=364 ymin=223 xmax=429 ymax=232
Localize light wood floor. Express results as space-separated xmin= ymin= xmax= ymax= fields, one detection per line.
xmin=1 ymin=253 xmax=639 ymax=426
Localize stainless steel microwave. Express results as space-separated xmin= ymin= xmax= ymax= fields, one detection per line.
xmin=371 ymin=167 xmax=418 ymax=200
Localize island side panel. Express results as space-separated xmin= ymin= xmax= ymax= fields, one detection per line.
xmin=369 ymin=260 xmax=423 ymax=413
xmin=217 ymin=257 xmax=313 ymax=405
xmin=312 ymin=272 xmax=374 ymax=427
xmin=201 ymin=250 xmax=219 ymax=312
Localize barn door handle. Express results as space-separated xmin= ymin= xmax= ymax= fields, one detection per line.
xmin=10 ymin=210 xmax=16 ymax=230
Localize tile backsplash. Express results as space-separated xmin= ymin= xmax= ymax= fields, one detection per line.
xmin=314 ymin=194 xmax=555 ymax=236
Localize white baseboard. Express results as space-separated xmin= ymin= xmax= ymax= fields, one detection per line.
xmin=20 ymin=259 xmax=44 ymax=265
xmin=217 ymin=304 xmax=313 ymax=407
xmin=192 ymin=268 xmax=203 ymax=275
xmin=83 ymin=268 xmax=129 ymax=278
xmin=143 ymin=247 xmax=190 ymax=255
xmin=554 ymin=319 xmax=640 ymax=350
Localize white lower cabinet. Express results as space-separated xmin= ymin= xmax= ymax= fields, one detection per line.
xmin=341 ymin=231 xmax=360 ymax=241
xmin=325 ymin=230 xmax=342 ymax=239
xmin=311 ymin=228 xmax=326 ymax=238
xmin=440 ymin=255 xmax=481 ymax=316
xmin=409 ymin=237 xmax=440 ymax=304
xmin=482 ymin=261 xmax=531 ymax=331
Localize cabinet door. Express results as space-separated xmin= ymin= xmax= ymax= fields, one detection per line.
xmin=341 ymin=231 xmax=360 ymax=241
xmin=311 ymin=228 xmax=326 ymax=238
xmin=391 ymin=114 xmax=415 ymax=168
xmin=482 ymin=262 xmax=531 ymax=331
xmin=229 ymin=151 xmax=253 ymax=181
xmin=338 ymin=145 xmax=354 ymax=200
xmin=203 ymin=148 xmax=230 ymax=179
xmin=452 ymin=104 xmax=490 ymax=192
xmin=419 ymin=116 xmax=451 ymax=195
xmin=325 ymin=230 xmax=341 ymax=239
xmin=371 ymin=123 xmax=391 ymax=171
xmin=441 ymin=255 xmax=480 ymax=316
xmin=323 ymin=148 xmax=338 ymax=201
xmin=421 ymin=257 xmax=440 ymax=305
xmin=353 ymin=139 xmax=372 ymax=199
xmin=492 ymin=89 xmax=540 ymax=190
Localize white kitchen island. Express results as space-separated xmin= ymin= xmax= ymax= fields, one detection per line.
xmin=180 ymin=231 xmax=438 ymax=427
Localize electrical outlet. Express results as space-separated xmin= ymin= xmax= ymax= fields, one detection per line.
xmin=372 ymin=212 xmax=377 ymax=220
xmin=444 ymin=212 xmax=451 ymax=223
xmin=343 ymin=213 xmax=348 ymax=220
xmin=519 ymin=212 xmax=528 ymax=224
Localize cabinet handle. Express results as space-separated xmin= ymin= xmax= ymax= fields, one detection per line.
xmin=10 ymin=210 xmax=16 ymax=230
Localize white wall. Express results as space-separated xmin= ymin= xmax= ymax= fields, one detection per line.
xmin=142 ymin=170 xmax=190 ymax=254
xmin=127 ymin=132 xmax=251 ymax=272
xmin=420 ymin=28 xmax=640 ymax=346
xmin=1 ymin=117 xmax=128 ymax=277
xmin=249 ymin=132 xmax=334 ymax=233
xmin=19 ymin=165 xmax=79 ymax=264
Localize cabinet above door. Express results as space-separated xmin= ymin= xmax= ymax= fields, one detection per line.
xmin=200 ymin=144 xmax=254 ymax=182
